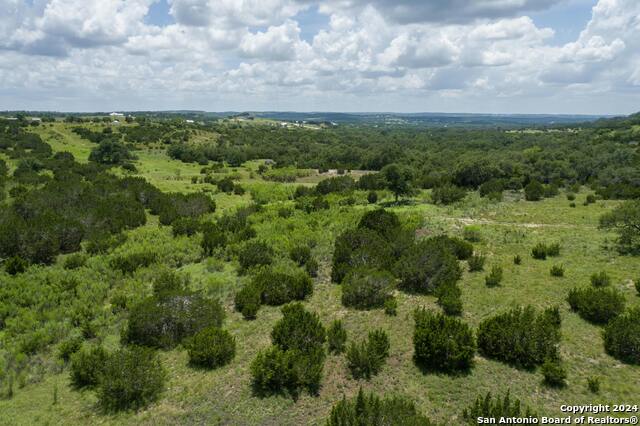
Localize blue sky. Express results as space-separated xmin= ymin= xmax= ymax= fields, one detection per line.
xmin=0 ymin=0 xmax=638 ymax=114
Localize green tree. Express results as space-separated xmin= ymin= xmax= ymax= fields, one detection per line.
xmin=381 ymin=163 xmax=413 ymax=202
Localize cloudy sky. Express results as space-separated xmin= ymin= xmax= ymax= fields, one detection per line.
xmin=1 ymin=0 xmax=638 ymax=114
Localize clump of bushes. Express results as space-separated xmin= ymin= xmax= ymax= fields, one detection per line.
xmin=567 ymin=287 xmax=625 ymax=324
xmin=590 ymin=271 xmax=610 ymax=287
xmin=357 ymin=209 xmax=401 ymax=242
xmin=5 ymin=256 xmax=28 ymax=275
xmin=603 ymin=307 xmax=640 ymax=364
xmin=289 ymin=245 xmax=311 ymax=266
xmin=531 ymin=243 xmax=547 ymax=260
xmin=63 ymin=253 xmax=87 ymax=270
xmin=97 ymin=346 xmax=166 ymax=412
xmin=237 ymin=241 xmax=274 ymax=273
xmin=185 ymin=327 xmax=236 ymax=369
xmin=462 ymin=391 xmax=537 ymax=424
xmin=463 ymin=226 xmax=482 ymax=243
xmin=201 ymin=223 xmax=227 ymax=255
xmin=432 ymin=184 xmax=467 ymax=205
xmin=327 ymin=388 xmax=434 ymax=425
xmin=429 ymin=235 xmax=473 ymax=260
xmin=485 ymin=266 xmax=503 ymax=287
xmin=550 ymin=265 xmax=564 ymax=277
xmin=69 ymin=346 xmax=109 ymax=389
xmin=331 ymin=228 xmax=393 ymax=283
xmin=413 ymin=308 xmax=476 ymax=373
xmin=587 ymin=376 xmax=601 ymax=394
xmin=234 ymin=283 xmax=262 ymax=320
xmin=327 ymin=320 xmax=347 ymax=354
xmin=513 ymin=255 xmax=522 ymax=265
xmin=341 ymin=269 xmax=395 ymax=310
xmin=251 ymin=303 xmax=326 ymax=396
xmin=468 ymin=253 xmax=486 ymax=272
xmin=110 ymin=251 xmax=157 ymax=274
xmin=541 ymin=358 xmax=567 ymax=387
xmin=477 ymin=306 xmax=561 ymax=369
xmin=524 ymin=180 xmax=544 ymax=201
xmin=256 ymin=269 xmax=314 ymax=306
xmin=436 ymin=284 xmax=463 ymax=316
xmin=384 ymin=297 xmax=398 ymax=316
xmin=346 ymin=329 xmax=390 ymax=379
xmin=367 ymin=191 xmax=378 ymax=204
xmin=396 ymin=239 xmax=462 ymax=294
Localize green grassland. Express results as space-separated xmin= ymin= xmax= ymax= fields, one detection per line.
xmin=0 ymin=125 xmax=638 ymax=425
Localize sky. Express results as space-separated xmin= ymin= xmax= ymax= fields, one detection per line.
xmin=0 ymin=0 xmax=639 ymax=115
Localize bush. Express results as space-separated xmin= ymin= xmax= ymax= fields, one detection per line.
xmin=427 ymin=235 xmax=473 ymax=260
xmin=234 ymin=283 xmax=262 ymax=320
xmin=289 ymin=245 xmax=311 ymax=266
xmin=541 ymin=358 xmax=567 ymax=387
xmin=587 ymin=376 xmax=601 ymax=393
xmin=585 ymin=194 xmax=596 ymax=204
xmin=123 ymin=292 xmax=225 ymax=348
xmin=201 ymin=223 xmax=227 ymax=255
xmin=432 ymin=184 xmax=467 ymax=205
xmin=531 ymin=243 xmax=547 ymax=260
xmin=567 ymin=193 xmax=576 ymax=201
xmin=271 ymin=303 xmax=326 ymax=353
xmin=463 ymin=226 xmax=482 ymax=243
xmin=327 ymin=320 xmax=347 ymax=354
xmin=468 ymin=253 xmax=486 ymax=272
xmin=485 ymin=266 xmax=503 ymax=287
xmin=254 ymin=269 xmax=313 ymax=306
xmin=110 ymin=251 xmax=157 ymax=274
xmin=341 ymin=269 xmax=395 ymax=310
xmin=513 ymin=255 xmax=522 ymax=265
xmin=305 ymin=258 xmax=319 ymax=278
xmin=171 ymin=217 xmax=201 ymax=237
xmin=63 ymin=253 xmax=87 ymax=270
xmin=567 ymin=287 xmax=625 ymax=324
xmin=636 ymin=280 xmax=640 ymax=296
xmin=525 ymin=180 xmax=544 ymax=201
xmin=590 ymin=271 xmax=610 ymax=287
xmin=357 ymin=209 xmax=401 ymax=241
xmin=413 ymin=308 xmax=476 ymax=372
xmin=462 ymin=391 xmax=537 ymax=424
xmin=547 ymin=243 xmax=560 ymax=257
xmin=346 ymin=329 xmax=390 ymax=379
xmin=5 ymin=256 xmax=28 ymax=275
xmin=152 ymin=269 xmax=187 ymax=297
xmin=238 ymin=241 xmax=274 ymax=273
xmin=477 ymin=306 xmax=561 ymax=369
xmin=384 ymin=297 xmax=398 ymax=316
xmin=550 ymin=265 xmax=564 ymax=277
xmin=185 ymin=327 xmax=236 ymax=369
xmin=603 ymin=307 xmax=640 ymax=364
xmin=69 ymin=346 xmax=109 ymax=389
xmin=327 ymin=388 xmax=434 ymax=426
xmin=367 ymin=191 xmax=378 ymax=204
xmin=97 ymin=346 xmax=166 ymax=412
xmin=396 ymin=239 xmax=462 ymax=294
xmin=436 ymin=284 xmax=463 ymax=316
xmin=331 ymin=228 xmax=393 ymax=283
xmin=250 ymin=346 xmax=297 ymax=394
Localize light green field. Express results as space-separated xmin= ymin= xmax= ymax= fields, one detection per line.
xmin=1 ymin=130 xmax=638 ymax=425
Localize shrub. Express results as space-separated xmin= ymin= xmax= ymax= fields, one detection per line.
xmin=305 ymin=258 xmax=319 ymax=277
xmin=234 ymin=283 xmax=262 ymax=320
xmin=432 ymin=184 xmax=467 ymax=205
xmin=57 ymin=335 xmax=83 ymax=362
xmin=5 ymin=256 xmax=28 ymax=275
xmin=567 ymin=193 xmax=576 ymax=201
xmin=463 ymin=226 xmax=482 ymax=243
xmin=346 ymin=329 xmax=390 ymax=379
xmin=550 ymin=265 xmax=564 ymax=277
xmin=327 ymin=320 xmax=347 ymax=354
xmin=531 ymin=243 xmax=547 ymax=260
xmin=185 ymin=327 xmax=236 ymax=369
xmin=603 ymin=307 xmax=640 ymax=364
xmin=171 ymin=217 xmax=201 ymax=237
xmin=541 ymin=358 xmax=567 ymax=387
xmin=271 ymin=303 xmax=326 ymax=353
xmin=289 ymin=245 xmax=311 ymax=266
xmin=357 ymin=209 xmax=401 ymax=241
xmin=250 ymin=346 xmax=296 ymax=394
xmin=585 ymin=194 xmax=596 ymax=204
xmin=123 ymin=292 xmax=225 ymax=348
xmin=477 ymin=306 xmax=561 ymax=369
xmin=436 ymin=284 xmax=463 ymax=316
xmin=587 ymin=376 xmax=601 ymax=393
xmin=427 ymin=235 xmax=473 ymax=260
xmin=636 ymin=280 xmax=640 ymax=296
xmin=341 ymin=269 xmax=395 ymax=310
xmin=110 ymin=251 xmax=157 ymax=274
xmin=367 ymin=191 xmax=378 ymax=204
xmin=152 ymin=269 xmax=188 ymax=297
xmin=547 ymin=243 xmax=560 ymax=257
xmin=567 ymin=287 xmax=625 ymax=324
xmin=63 ymin=253 xmax=87 ymax=270
xmin=513 ymin=255 xmax=522 ymax=265
xmin=316 ymin=175 xmax=355 ymax=195
xmin=462 ymin=391 xmax=537 ymax=424
xmin=525 ymin=180 xmax=544 ymax=201
xmin=238 ymin=241 xmax=274 ymax=273
xmin=327 ymin=388 xmax=433 ymax=426
xmin=413 ymin=308 xmax=476 ymax=373
xmin=384 ymin=297 xmax=398 ymax=316
xmin=331 ymin=228 xmax=393 ymax=283
xmin=201 ymin=223 xmax=227 ymax=255
xmin=468 ymin=253 xmax=486 ymax=272
xmin=590 ymin=271 xmax=610 ymax=287
xmin=485 ymin=266 xmax=503 ymax=287
xmin=254 ymin=269 xmax=313 ymax=306
xmin=97 ymin=346 xmax=166 ymax=412
xmin=69 ymin=346 xmax=109 ymax=389
xmin=396 ymin=239 xmax=462 ymax=294
xmin=569 ymin=202 xmax=576 ymax=208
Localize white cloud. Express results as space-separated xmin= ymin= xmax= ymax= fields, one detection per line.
xmin=240 ymin=20 xmax=307 ymax=61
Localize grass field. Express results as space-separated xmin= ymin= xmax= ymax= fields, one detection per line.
xmin=1 ymin=127 xmax=638 ymax=425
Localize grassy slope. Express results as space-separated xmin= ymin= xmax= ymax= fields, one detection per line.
xmin=1 ymin=128 xmax=639 ymax=425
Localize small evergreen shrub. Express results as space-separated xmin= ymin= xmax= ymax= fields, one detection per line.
xmin=185 ymin=327 xmax=236 ymax=369
xmin=271 ymin=303 xmax=326 ymax=353
xmin=110 ymin=251 xmax=157 ymax=274
xmin=69 ymin=346 xmax=109 ymax=389
xmin=585 ymin=194 xmax=596 ymax=204
xmin=152 ymin=269 xmax=187 ymax=297
xmin=567 ymin=193 xmax=576 ymax=201
xmin=63 ymin=253 xmax=87 ymax=270
xmin=255 ymin=269 xmax=313 ymax=306
xmin=346 ymin=329 xmax=390 ymax=379
xmin=513 ymin=255 xmax=522 ymax=265
xmin=57 ymin=335 xmax=83 ymax=362
xmin=436 ymin=284 xmax=463 ymax=316
xmin=477 ymin=306 xmax=561 ymax=369
xmin=432 ymin=184 xmax=467 ymax=205
xmin=569 ymin=202 xmax=576 ymax=208
xmin=603 ymin=307 xmax=640 ymax=364
xmin=485 ymin=265 xmax=503 ymax=287
xmin=327 ymin=320 xmax=347 ymax=354
xmin=541 ymin=358 xmax=567 ymax=387
xmin=547 ymin=243 xmax=560 ymax=257
xmin=5 ymin=256 xmax=28 ymax=275
xmin=250 ymin=346 xmax=296 ymax=394
xmin=357 ymin=209 xmax=401 ymax=242
xmin=590 ymin=271 xmax=610 ymax=287
xmin=462 ymin=391 xmax=537 ymax=424
xmin=305 ymin=258 xmax=319 ymax=277
xmin=331 ymin=228 xmax=393 ymax=283
xmin=201 ymin=223 xmax=227 ymax=255
xmin=234 ymin=283 xmax=262 ymax=320
xmin=550 ymin=265 xmax=564 ymax=277
xmin=525 ymin=180 xmax=544 ymax=201
xmin=327 ymin=389 xmax=434 ymax=426
xmin=341 ymin=268 xmax=395 ymax=310
xmin=171 ymin=217 xmax=201 ymax=237
xmin=463 ymin=226 xmax=482 ymax=243
xmin=587 ymin=376 xmax=601 ymax=394
xmin=428 ymin=235 xmax=473 ymax=260
xmin=97 ymin=346 xmax=166 ymax=412
xmin=289 ymin=245 xmax=311 ymax=266
xmin=531 ymin=243 xmax=547 ymax=260
xmin=396 ymin=239 xmax=462 ymax=294
xmin=567 ymin=287 xmax=625 ymax=324
xmin=413 ymin=308 xmax=476 ymax=372
xmin=367 ymin=191 xmax=378 ymax=204
xmin=384 ymin=297 xmax=398 ymax=316
xmin=468 ymin=254 xmax=486 ymax=272
xmin=238 ymin=241 xmax=274 ymax=273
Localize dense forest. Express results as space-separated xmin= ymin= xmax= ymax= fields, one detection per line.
xmin=0 ymin=113 xmax=639 ymax=424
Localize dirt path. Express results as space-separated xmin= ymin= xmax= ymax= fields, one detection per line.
xmin=441 ymin=216 xmax=595 ymax=229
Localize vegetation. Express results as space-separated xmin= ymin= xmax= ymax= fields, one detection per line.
xmin=603 ymin=308 xmax=640 ymax=364
xmin=567 ymin=287 xmax=626 ymax=324
xmin=185 ymin=327 xmax=236 ymax=369
xmin=346 ymin=329 xmax=390 ymax=380
xmin=462 ymin=391 xmax=537 ymax=424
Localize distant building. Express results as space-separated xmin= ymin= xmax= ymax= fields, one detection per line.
xmin=109 ymin=112 xmax=124 ymax=117
xmin=185 ymin=119 xmax=195 ymax=124
xmin=112 ymin=120 xmax=120 ymax=125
